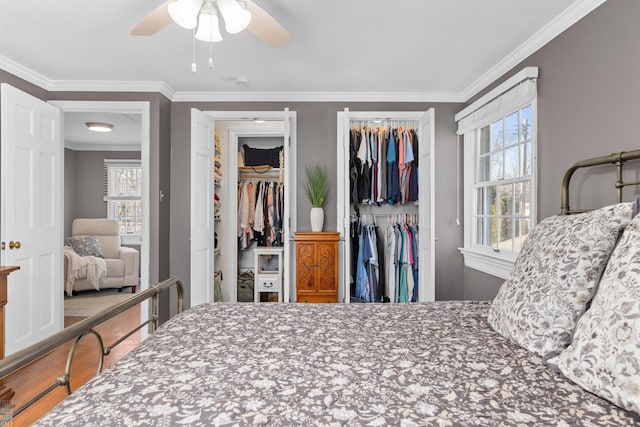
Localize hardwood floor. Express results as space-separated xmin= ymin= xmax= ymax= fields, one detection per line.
xmin=3 ymin=306 xmax=141 ymax=426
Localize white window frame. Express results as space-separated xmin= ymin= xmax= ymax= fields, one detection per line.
xmin=104 ymin=159 xmax=143 ymax=245
xmin=456 ymin=67 xmax=538 ymax=279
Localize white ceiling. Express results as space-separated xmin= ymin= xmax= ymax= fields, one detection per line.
xmin=0 ymin=0 xmax=602 ymax=101
xmin=64 ymin=112 xmax=141 ymax=151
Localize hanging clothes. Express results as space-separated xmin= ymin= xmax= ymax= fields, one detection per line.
xmin=354 ymin=224 xmax=382 ymax=302
xmin=350 ymin=125 xmax=418 ymax=206
xmin=408 ymin=129 xmax=419 ymax=202
xmin=238 ymin=179 xmax=285 ymax=250
xmin=388 ymin=221 xmax=419 ymax=303
xmin=349 ymin=130 xmax=361 ymax=216
xmin=348 ymin=122 xmax=421 ymax=303
xmin=237 ymin=182 xmax=250 ymax=250
xmin=350 ymin=217 xmax=419 ymax=303
xmin=351 ymin=217 xmax=419 ymax=303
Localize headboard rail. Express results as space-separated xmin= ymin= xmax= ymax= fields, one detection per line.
xmin=561 ymin=149 xmax=640 ymax=214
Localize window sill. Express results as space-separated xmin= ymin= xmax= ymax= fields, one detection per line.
xmin=121 ymin=234 xmax=141 ymax=245
xmin=459 ymin=247 xmax=516 ymax=280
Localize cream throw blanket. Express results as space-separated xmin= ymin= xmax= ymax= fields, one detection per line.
xmin=64 ymin=246 xmax=107 ymax=295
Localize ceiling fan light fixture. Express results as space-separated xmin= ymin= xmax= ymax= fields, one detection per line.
xmin=217 ymin=0 xmax=251 ymax=34
xmin=195 ymin=8 xmax=223 ymax=42
xmin=86 ymin=122 xmax=114 ymax=133
xmin=168 ymin=0 xmax=203 ymax=30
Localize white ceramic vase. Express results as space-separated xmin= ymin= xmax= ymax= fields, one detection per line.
xmin=310 ymin=207 xmax=324 ymax=232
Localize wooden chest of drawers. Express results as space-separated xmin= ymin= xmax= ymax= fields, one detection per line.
xmin=294 ymin=232 xmax=340 ymax=303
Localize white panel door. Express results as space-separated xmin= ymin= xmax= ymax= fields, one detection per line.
xmin=336 ymin=108 xmax=351 ymax=303
xmin=190 ymin=108 xmax=215 ymax=307
xmin=1 ymin=83 xmax=63 ymax=355
xmin=418 ymin=109 xmax=436 ymax=302
xmin=282 ymin=108 xmax=296 ymax=302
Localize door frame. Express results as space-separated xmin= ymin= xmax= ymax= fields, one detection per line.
xmin=49 ymin=100 xmax=151 ymax=328
xmin=228 ymin=125 xmax=286 ymax=302
xmin=192 ymin=110 xmax=297 ymax=303
xmin=336 ymin=109 xmax=436 ymax=302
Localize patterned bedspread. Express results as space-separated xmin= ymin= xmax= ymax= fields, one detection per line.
xmin=36 ymin=302 xmax=639 ymax=426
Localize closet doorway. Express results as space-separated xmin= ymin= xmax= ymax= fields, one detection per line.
xmin=336 ymin=109 xmax=435 ymax=303
xmin=189 ymin=110 xmax=297 ymax=306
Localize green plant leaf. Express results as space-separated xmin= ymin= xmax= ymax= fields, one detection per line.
xmin=304 ymin=164 xmax=328 ymax=208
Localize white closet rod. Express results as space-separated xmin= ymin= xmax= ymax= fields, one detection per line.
xmin=238 ymin=175 xmax=281 ymax=181
xmin=355 ymin=213 xmax=416 ymax=217
xmin=350 ymin=120 xmax=419 ymax=128
xmin=356 ymin=213 xmax=419 ymax=224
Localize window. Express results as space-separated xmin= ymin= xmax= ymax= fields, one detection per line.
xmin=475 ymin=105 xmax=533 ymax=253
xmin=456 ymin=67 xmax=537 ymax=279
xmin=104 ymin=160 xmax=142 ymax=244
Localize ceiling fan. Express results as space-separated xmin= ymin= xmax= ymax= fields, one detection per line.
xmin=131 ymin=0 xmax=291 ymax=48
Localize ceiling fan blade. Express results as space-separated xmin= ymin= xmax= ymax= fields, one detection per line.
xmin=131 ymin=1 xmax=173 ymax=36
xmin=244 ymin=0 xmax=291 ymax=47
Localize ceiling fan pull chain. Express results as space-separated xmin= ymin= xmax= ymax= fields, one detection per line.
xmin=209 ymin=43 xmax=214 ymax=69
xmin=191 ymin=29 xmax=197 ymax=73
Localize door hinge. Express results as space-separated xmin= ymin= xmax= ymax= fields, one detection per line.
xmin=1 ymin=242 xmax=4 ymax=250
xmin=288 ymin=136 xmax=291 ymax=147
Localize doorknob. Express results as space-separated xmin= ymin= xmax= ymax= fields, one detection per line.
xmin=9 ymin=240 xmax=21 ymax=250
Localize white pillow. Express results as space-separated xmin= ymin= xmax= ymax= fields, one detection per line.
xmin=488 ymin=202 xmax=635 ymax=356
xmin=548 ymin=211 xmax=640 ymax=415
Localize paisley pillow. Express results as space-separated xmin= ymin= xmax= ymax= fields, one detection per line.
xmin=68 ymin=235 xmax=104 ymax=258
xmin=548 ymin=212 xmax=640 ymax=415
xmin=487 ymin=202 xmax=635 ymax=357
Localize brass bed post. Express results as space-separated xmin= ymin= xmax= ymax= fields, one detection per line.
xmin=0 ymin=276 xmax=184 ymax=418
xmin=561 ymin=149 xmax=640 ymax=215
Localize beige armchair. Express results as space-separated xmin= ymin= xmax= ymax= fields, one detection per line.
xmin=65 ymin=218 xmax=139 ymax=293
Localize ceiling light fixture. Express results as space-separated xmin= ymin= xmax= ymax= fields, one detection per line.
xmin=86 ymin=122 xmax=114 ymax=133
xmin=168 ymin=0 xmax=251 ymax=72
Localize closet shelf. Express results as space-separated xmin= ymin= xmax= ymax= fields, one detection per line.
xmin=239 ymin=166 xmax=281 ymax=173
xmin=238 ymin=167 xmax=282 ymax=181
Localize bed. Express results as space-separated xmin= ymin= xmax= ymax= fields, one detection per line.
xmin=26 ymin=150 xmax=640 ymax=425
xmin=34 ymin=302 xmax=639 ymax=425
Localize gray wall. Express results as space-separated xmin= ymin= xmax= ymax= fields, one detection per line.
xmin=64 ymin=149 xmax=78 ymax=242
xmin=463 ymin=0 xmax=640 ymax=299
xmin=63 ymin=149 xmax=141 ymax=241
xmin=170 ymin=101 xmax=465 ymax=307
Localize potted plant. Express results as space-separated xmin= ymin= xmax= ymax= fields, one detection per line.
xmin=304 ymin=164 xmax=328 ymax=232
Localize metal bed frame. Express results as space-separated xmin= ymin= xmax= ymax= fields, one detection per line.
xmin=561 ymin=149 xmax=640 ymax=214
xmin=0 ymin=276 xmax=183 ymax=420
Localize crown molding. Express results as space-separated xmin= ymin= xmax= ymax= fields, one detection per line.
xmin=461 ymin=0 xmax=607 ymax=101
xmin=171 ymin=91 xmax=465 ymax=103
xmin=0 ymin=0 xmax=606 ymax=104
xmin=48 ymin=80 xmax=175 ymax=100
xmin=0 ymin=54 xmax=52 ymax=90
